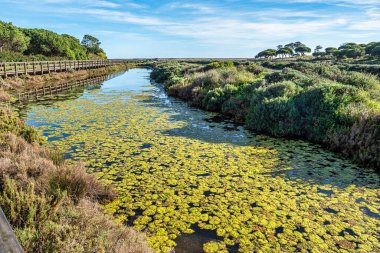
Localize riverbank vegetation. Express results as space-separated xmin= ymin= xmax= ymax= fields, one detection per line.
xmin=150 ymin=57 xmax=380 ymax=169
xmin=0 ymin=20 xmax=106 ymax=61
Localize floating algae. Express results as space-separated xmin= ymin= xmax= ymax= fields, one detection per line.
xmin=25 ymin=69 xmax=380 ymax=253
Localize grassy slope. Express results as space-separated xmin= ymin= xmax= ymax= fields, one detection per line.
xmin=0 ymin=66 xmax=153 ymax=252
xmin=150 ymin=60 xmax=380 ymax=169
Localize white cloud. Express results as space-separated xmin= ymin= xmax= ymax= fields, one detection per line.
xmin=60 ymin=8 xmax=173 ymax=26
xmin=166 ymin=2 xmax=217 ymax=14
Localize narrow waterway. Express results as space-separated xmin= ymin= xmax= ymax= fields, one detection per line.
xmin=23 ymin=69 xmax=379 ymax=253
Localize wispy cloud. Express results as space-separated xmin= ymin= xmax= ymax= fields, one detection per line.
xmin=166 ymin=2 xmax=217 ymax=14
xmin=1 ymin=0 xmax=379 ymax=57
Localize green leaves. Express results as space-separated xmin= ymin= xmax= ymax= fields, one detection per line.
xmin=0 ymin=21 xmax=29 ymax=53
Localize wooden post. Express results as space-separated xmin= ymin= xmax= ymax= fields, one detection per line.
xmin=53 ymin=62 xmax=56 ymax=72
xmin=14 ymin=63 xmax=18 ymax=76
xmin=33 ymin=62 xmax=36 ymax=74
xmin=3 ymin=64 xmax=6 ymax=77
xmin=48 ymin=62 xmax=51 ymax=73
xmin=65 ymin=61 xmax=67 ymax=71
xmin=40 ymin=62 xmax=43 ymax=74
xmin=24 ymin=63 xmax=27 ymax=75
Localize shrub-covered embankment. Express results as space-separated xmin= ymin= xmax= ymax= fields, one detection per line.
xmin=151 ymin=61 xmax=380 ymax=169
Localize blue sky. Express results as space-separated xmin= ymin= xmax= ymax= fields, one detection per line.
xmin=0 ymin=0 xmax=379 ymax=58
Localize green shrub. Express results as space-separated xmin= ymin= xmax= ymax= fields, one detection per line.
xmin=204 ymin=61 xmax=234 ymax=70
xmin=0 ymin=108 xmax=43 ymax=143
xmin=247 ymin=83 xmax=363 ymax=140
xmin=265 ymin=68 xmax=320 ymax=87
xmin=290 ymin=62 xmax=379 ymax=90
xmin=203 ymin=84 xmax=239 ymax=111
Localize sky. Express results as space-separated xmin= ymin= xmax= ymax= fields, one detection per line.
xmin=0 ymin=0 xmax=379 ymax=58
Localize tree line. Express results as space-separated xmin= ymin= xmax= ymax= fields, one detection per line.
xmin=0 ymin=21 xmax=106 ymax=60
xmin=255 ymin=41 xmax=380 ymax=60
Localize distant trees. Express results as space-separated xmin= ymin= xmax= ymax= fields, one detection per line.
xmin=312 ymin=45 xmax=325 ymax=57
xmin=62 ymin=34 xmax=88 ymax=60
xmin=371 ymin=46 xmax=380 ymax=59
xmin=335 ymin=43 xmax=364 ymax=59
xmin=276 ymin=47 xmax=293 ymax=58
xmin=295 ymin=45 xmax=311 ymax=55
xmin=0 ymin=20 xmax=106 ymax=60
xmin=256 ymin=49 xmax=277 ymax=59
xmin=255 ymin=41 xmax=380 ymax=60
xmin=0 ymin=21 xmax=29 ymax=53
xmin=81 ymin=35 xmax=106 ymax=59
xmin=325 ymin=47 xmax=338 ymax=56
xmin=255 ymin=41 xmax=311 ymax=59
xmin=314 ymin=45 xmax=323 ymax=53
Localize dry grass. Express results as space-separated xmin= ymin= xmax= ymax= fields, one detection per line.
xmin=0 ymin=89 xmax=11 ymax=102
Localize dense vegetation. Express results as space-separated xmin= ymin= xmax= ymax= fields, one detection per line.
xmin=0 ymin=20 xmax=106 ymax=61
xmin=150 ymin=59 xmax=380 ymax=169
xmin=256 ymin=41 xmax=380 ymax=60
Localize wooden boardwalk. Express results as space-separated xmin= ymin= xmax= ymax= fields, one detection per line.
xmin=16 ymin=75 xmax=112 ymax=101
xmin=0 ymin=208 xmax=23 ymax=253
xmin=0 ymin=60 xmax=111 ymax=78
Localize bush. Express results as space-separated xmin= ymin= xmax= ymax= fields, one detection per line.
xmin=188 ymin=68 xmax=256 ymax=89
xmin=203 ymin=84 xmax=239 ymax=111
xmin=203 ymin=61 xmax=234 ymax=71
xmin=290 ymin=62 xmax=379 ymax=90
xmin=247 ymin=96 xmax=292 ymax=136
xmin=0 ymin=108 xmax=43 ymax=143
xmin=247 ymin=83 xmax=363 ymax=140
xmin=265 ymin=68 xmax=320 ymax=87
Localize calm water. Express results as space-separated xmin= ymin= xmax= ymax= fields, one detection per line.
xmin=24 ymin=69 xmax=380 ymax=253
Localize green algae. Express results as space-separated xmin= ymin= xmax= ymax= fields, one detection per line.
xmin=24 ymin=69 xmax=380 ymax=253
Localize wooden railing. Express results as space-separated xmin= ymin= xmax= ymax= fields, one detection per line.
xmin=17 ymin=75 xmax=109 ymax=101
xmin=0 ymin=60 xmax=112 ymax=78
xmin=0 ymin=208 xmax=24 ymax=253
